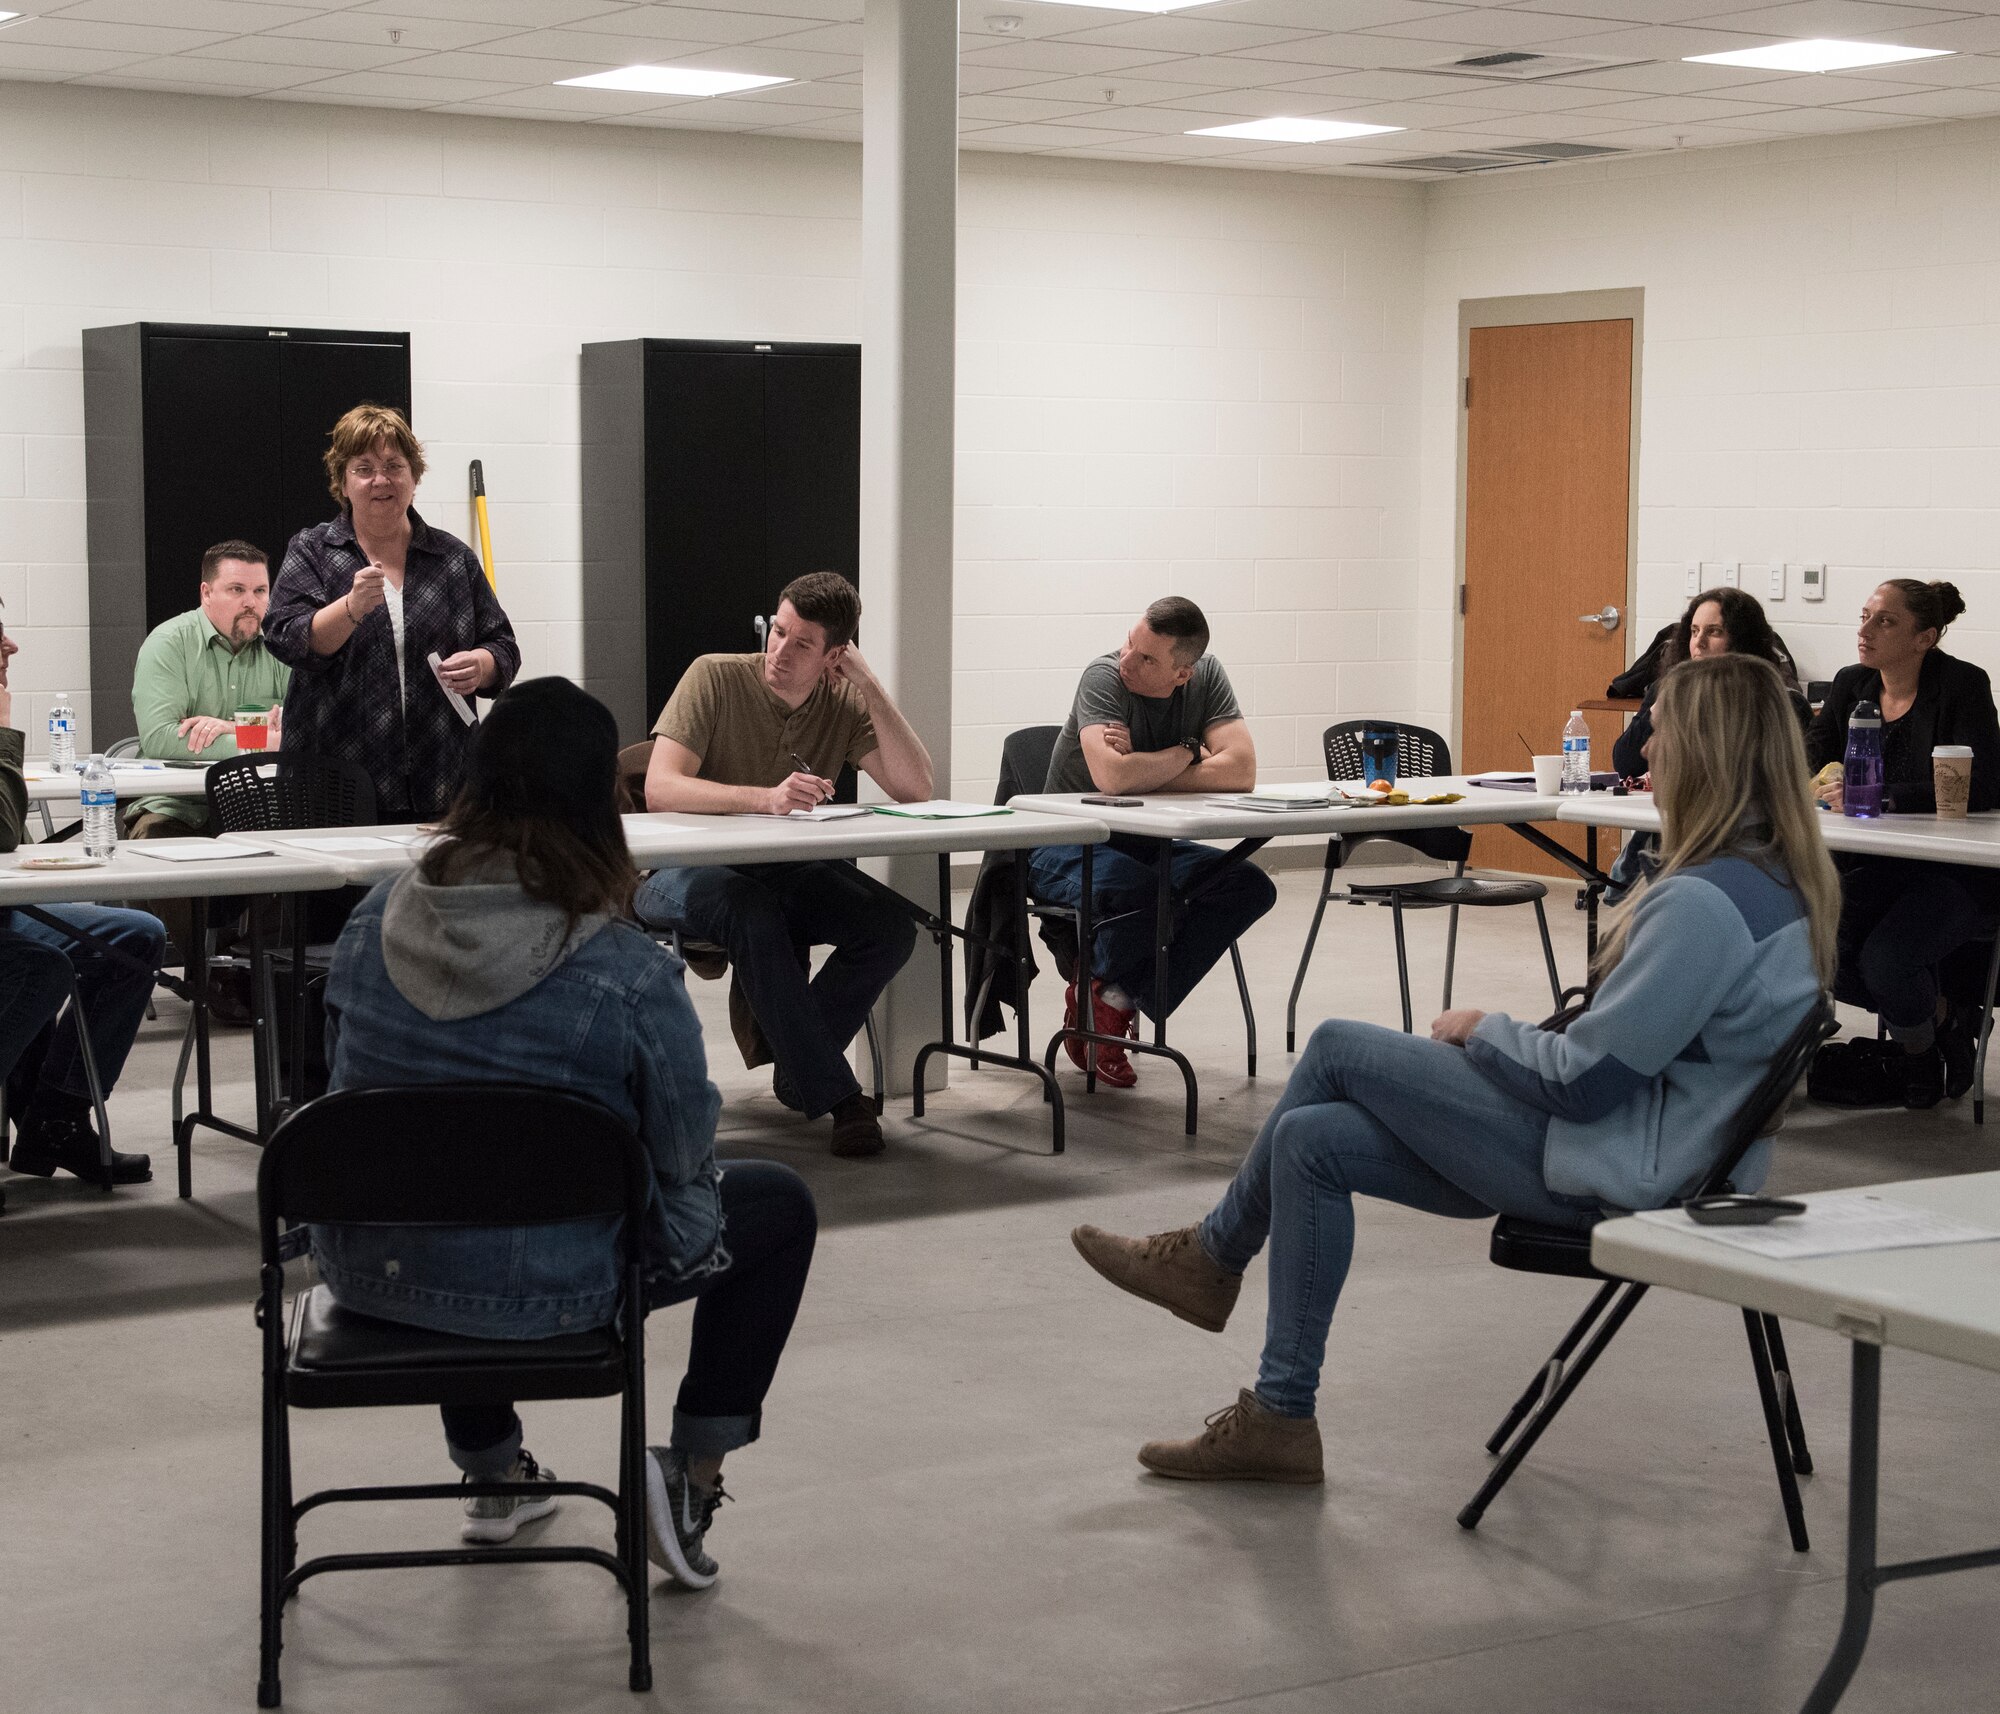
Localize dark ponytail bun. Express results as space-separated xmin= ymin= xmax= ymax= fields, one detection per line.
xmin=1882 ymin=577 xmax=1964 ymax=638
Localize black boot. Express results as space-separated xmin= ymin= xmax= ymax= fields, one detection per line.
xmin=1895 ymin=1043 xmax=1947 ymax=1111
xmin=9 ymin=1102 xmax=150 ymax=1186
xmin=1937 ymin=1004 xmax=1981 ymax=1101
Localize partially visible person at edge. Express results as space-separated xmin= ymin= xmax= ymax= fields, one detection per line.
xmin=1805 ymin=579 xmax=2000 ymax=1110
xmin=1606 ymin=586 xmax=1809 ymax=901
xmin=311 ymin=677 xmax=816 ymax=1589
xmin=1029 ymin=597 xmax=1275 ymax=1091
xmin=0 ymin=628 xmax=165 ymax=1201
xmin=262 ymin=404 xmax=518 ymax=821
xmin=1069 ymin=654 xmax=1832 ymax=1486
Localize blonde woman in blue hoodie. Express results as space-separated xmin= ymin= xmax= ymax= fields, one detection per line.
xmin=1073 ymin=654 xmax=1838 ymax=1484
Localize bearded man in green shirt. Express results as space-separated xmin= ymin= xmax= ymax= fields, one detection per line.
xmin=128 ymin=538 xmax=292 ymax=837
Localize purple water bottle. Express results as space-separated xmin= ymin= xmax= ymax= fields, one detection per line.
xmin=1843 ymin=699 xmax=1884 ymax=819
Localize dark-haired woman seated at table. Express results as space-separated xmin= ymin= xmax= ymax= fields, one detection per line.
xmin=1807 ymin=579 xmax=2000 ymax=1109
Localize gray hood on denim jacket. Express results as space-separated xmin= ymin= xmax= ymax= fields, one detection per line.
xmin=379 ymin=856 xmax=609 ymax=1021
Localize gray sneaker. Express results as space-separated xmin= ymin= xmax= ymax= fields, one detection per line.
xmin=644 ymin=1446 xmax=727 ymax=1589
xmin=461 ymin=1451 xmax=561 ymax=1544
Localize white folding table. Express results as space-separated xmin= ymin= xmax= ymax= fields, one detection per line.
xmin=22 ymin=762 xmax=210 ymax=840
xmin=1592 ymin=1174 xmax=2000 ymax=1713
xmin=0 ymin=842 xmax=349 ymax=1192
xmin=1005 ymin=779 xmax=1565 ymax=1133
xmin=224 ymin=808 xmax=1112 ymax=1152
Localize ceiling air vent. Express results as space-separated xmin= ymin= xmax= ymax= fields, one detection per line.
xmin=1414 ymin=50 xmax=1650 ymax=81
xmin=1373 ymin=144 xmax=1633 ymax=175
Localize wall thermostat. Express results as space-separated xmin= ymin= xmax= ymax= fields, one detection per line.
xmin=1797 ymin=563 xmax=1826 ymax=603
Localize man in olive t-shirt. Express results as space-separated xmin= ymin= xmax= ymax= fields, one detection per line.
xmin=638 ymin=572 xmax=934 ymax=1158
xmin=1029 ymin=597 xmax=1275 ymax=1089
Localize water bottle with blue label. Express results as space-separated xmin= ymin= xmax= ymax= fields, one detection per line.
xmin=1843 ymin=700 xmax=1884 ymax=819
xmin=80 ymin=753 xmax=118 ymax=859
xmin=48 ymin=692 xmax=76 ymax=773
xmin=1560 ymin=709 xmax=1591 ymax=793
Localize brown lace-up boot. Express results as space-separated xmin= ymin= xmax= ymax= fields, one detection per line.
xmin=1138 ymin=1390 xmax=1324 ymax=1485
xmin=1071 ymin=1223 xmax=1241 ymax=1332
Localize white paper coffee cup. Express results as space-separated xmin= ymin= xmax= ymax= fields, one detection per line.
xmin=1532 ymin=755 xmax=1564 ymax=795
xmin=1933 ymin=745 xmax=1974 ymax=818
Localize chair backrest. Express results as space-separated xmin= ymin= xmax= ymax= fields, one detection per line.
xmin=616 ymin=740 xmax=654 ymax=815
xmin=206 ymin=752 xmax=379 ymax=834
xmin=999 ymin=725 xmax=1062 ymax=804
xmin=257 ymin=1085 xmax=652 ymax=1267
xmin=1695 ymin=996 xmax=1838 ymax=1198
xmin=1323 ymin=719 xmax=1452 ymax=783
xmin=106 ymin=736 xmax=142 ymax=759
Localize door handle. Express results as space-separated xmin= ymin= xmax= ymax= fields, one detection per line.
xmin=752 ymin=615 xmax=769 ymax=649
xmin=1576 ymin=605 xmax=1621 ymax=633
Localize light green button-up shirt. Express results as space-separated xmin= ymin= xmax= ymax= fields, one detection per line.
xmin=130 ymin=606 xmax=292 ymax=825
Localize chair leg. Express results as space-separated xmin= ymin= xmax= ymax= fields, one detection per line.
xmin=1229 ymin=941 xmax=1256 ymax=1077
xmin=1763 ymin=1312 xmax=1813 ymax=1474
xmin=1441 ymin=858 xmax=1466 ymax=1010
xmin=1974 ymin=931 xmax=2000 ymax=1124
xmin=864 ymin=1010 xmax=884 ymax=1116
xmin=63 ymin=968 xmax=118 ymax=1192
xmin=1743 ymin=1309 xmax=1812 ymax=1551
xmin=622 ymin=1275 xmax=653 ymax=1694
xmin=1286 ymin=856 xmax=1339 ymax=1054
xmin=1458 ymin=1281 xmax=1649 ymax=1531
xmin=1532 ymin=898 xmax=1563 ymax=1013
xmin=1485 ymin=1279 xmax=1622 ymax=1454
xmin=258 ymin=1271 xmax=287 ymax=1708
xmin=1391 ymin=897 xmax=1414 ymax=1034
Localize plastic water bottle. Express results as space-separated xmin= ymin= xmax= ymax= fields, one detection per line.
xmin=1560 ymin=709 xmax=1591 ymax=793
xmin=80 ymin=754 xmax=118 ymax=858
xmin=1843 ymin=700 xmax=1885 ymax=819
xmin=48 ymin=693 xmax=76 ymax=773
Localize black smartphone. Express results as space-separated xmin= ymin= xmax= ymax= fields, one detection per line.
xmin=1685 ymin=1194 xmax=1807 ymax=1226
xmin=1081 ymin=795 xmax=1142 ymax=807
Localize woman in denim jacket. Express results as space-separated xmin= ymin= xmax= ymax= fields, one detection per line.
xmin=312 ymin=676 xmax=816 ymax=1589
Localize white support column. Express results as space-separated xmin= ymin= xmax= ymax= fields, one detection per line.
xmin=860 ymin=0 xmax=958 ymax=1096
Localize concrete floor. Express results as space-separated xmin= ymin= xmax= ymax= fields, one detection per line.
xmin=4 ymin=864 xmax=1999 ymax=1714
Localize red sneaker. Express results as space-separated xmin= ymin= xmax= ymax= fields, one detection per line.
xmin=1089 ymin=984 xmax=1139 ymax=1089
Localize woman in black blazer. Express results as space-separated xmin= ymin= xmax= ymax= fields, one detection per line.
xmin=1807 ymin=579 xmax=2000 ymax=1109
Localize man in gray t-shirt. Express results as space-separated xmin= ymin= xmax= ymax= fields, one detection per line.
xmin=1028 ymin=598 xmax=1275 ymax=1088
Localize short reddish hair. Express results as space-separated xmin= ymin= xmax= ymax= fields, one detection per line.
xmin=324 ymin=403 xmax=425 ymax=505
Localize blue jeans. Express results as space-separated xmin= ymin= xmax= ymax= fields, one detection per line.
xmin=1027 ymin=839 xmax=1277 ymax=1018
xmin=442 ymin=1161 xmax=818 ymax=1476
xmin=1199 ymin=1018 xmax=1593 ymax=1419
xmin=637 ymin=861 xmax=916 ymax=1119
xmin=0 ymin=905 xmax=166 ymax=1107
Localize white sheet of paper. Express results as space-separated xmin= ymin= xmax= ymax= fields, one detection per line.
xmin=126 ymin=840 xmax=269 ymax=863
xmin=745 ymin=804 xmax=874 ymax=822
xmin=1208 ymin=794 xmax=1343 ymax=813
xmin=1636 ymin=1192 xmax=2000 ymax=1260
xmin=280 ymin=835 xmax=407 ymax=852
xmin=871 ymin=801 xmax=1010 ymax=819
xmin=426 ymin=651 xmax=478 ymax=727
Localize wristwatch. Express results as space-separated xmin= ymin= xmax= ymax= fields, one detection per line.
xmin=1180 ymin=736 xmax=1202 ymax=761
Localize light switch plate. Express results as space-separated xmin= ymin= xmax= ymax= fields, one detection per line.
xmin=1703 ymin=561 xmax=1736 ymax=590
xmin=1799 ymin=563 xmax=1825 ymax=603
xmin=1738 ymin=563 xmax=1766 ymax=596
xmin=1685 ymin=562 xmax=1701 ymax=596
xmin=1768 ymin=563 xmax=1787 ymax=600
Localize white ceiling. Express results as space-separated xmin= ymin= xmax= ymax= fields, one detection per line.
xmin=4 ymin=0 xmax=2000 ymax=176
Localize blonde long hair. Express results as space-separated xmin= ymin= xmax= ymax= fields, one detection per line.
xmin=1593 ymin=653 xmax=1839 ymax=985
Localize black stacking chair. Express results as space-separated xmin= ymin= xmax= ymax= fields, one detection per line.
xmin=1007 ymin=724 xmax=1258 ymax=1075
xmin=1287 ymin=720 xmax=1562 ymax=1042
xmin=255 ymin=1086 xmax=653 ymax=1708
xmin=1458 ymin=998 xmax=1837 ymax=1550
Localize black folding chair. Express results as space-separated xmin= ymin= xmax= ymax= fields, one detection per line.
xmin=1457 ymin=998 xmax=1838 ymax=1549
xmin=1007 ymin=724 xmax=1258 ymax=1077
xmin=1289 ymin=720 xmax=1562 ymax=1042
xmin=255 ymin=1085 xmax=653 ymax=1707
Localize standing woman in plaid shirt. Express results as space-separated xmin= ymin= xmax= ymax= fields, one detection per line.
xmin=264 ymin=404 xmax=520 ymax=821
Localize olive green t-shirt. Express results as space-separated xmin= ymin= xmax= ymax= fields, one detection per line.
xmin=652 ymin=654 xmax=877 ymax=788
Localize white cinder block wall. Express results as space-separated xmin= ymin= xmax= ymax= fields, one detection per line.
xmin=0 ymin=80 xmax=1426 ymax=797
xmin=1421 ymin=116 xmax=2000 ymax=707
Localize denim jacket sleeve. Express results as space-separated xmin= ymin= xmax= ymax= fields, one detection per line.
xmin=622 ymin=931 xmax=727 ymax=1280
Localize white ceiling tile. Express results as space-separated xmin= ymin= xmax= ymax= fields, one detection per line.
xmin=84 ymin=53 xmax=328 ymax=90
xmin=1723 ymin=103 xmax=1932 ymax=130
xmin=958 ymin=92 xmax=1108 ymax=122
xmin=190 ymin=36 xmax=436 ymax=72
xmin=1724 ymin=68 xmax=1960 ymax=101
xmin=1117 ymin=53 xmax=1346 ymax=86
xmin=1006 ymin=72 xmax=1231 ymax=103
xmin=0 ymin=16 xmax=232 ymax=55
xmin=1495 ymin=0 xmax=1766 ymax=21
xmin=1844 ymin=84 xmax=2000 ymax=112
xmin=397 ymin=48 xmax=607 ymax=81
xmin=0 ymin=40 xmax=150 ymax=74
xmin=755 ymin=22 xmax=864 ymax=53
xmin=959 ymin=40 xmax=1185 ymax=76
xmin=1568 ymin=90 xmax=1795 ymax=116
xmin=1034 ymin=17 xmax=1330 ymax=55
xmin=1539 ymin=59 xmax=1803 ymax=92
xmin=446 ymin=27 xmax=720 ymax=63
xmin=960 ymin=120 xmax=1164 ymax=148
xmin=1222 ymin=0 xmax=1485 ymax=31
xmin=1881 ymin=18 xmax=2000 ymax=50
xmin=287 ymin=68 xmax=540 ymax=102
xmin=1359 ymin=8 xmax=1637 ymax=45
xmin=264 ymin=14 xmax=521 ymax=50
xmin=559 ymin=4 xmax=828 ymax=44
xmin=52 ymin=0 xmax=320 ymax=28
xmin=345 ymin=0 xmax=630 ymax=26
xmin=1688 ymin=0 xmax=1979 ymax=35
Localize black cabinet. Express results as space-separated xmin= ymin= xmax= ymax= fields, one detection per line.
xmin=581 ymin=338 xmax=861 ymax=741
xmin=83 ymin=322 xmax=412 ymax=742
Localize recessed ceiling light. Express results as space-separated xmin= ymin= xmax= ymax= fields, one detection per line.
xmin=1029 ymin=1 xmax=1226 ymax=11
xmin=1190 ymin=118 xmax=1404 ymax=143
xmin=1684 ymin=39 xmax=1951 ymax=73
xmin=557 ymin=65 xmax=792 ymax=97
xmin=0 ymin=11 xmax=22 ymax=20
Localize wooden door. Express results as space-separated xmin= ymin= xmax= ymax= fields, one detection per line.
xmin=1462 ymin=318 xmax=1633 ymax=874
